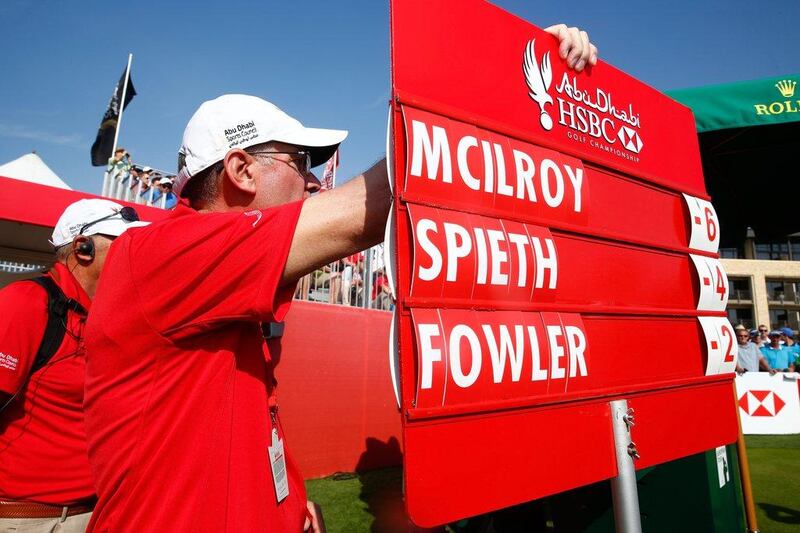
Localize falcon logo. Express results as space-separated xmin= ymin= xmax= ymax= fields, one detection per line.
xmin=738 ymin=390 xmax=786 ymax=417
xmin=523 ymin=39 xmax=554 ymax=131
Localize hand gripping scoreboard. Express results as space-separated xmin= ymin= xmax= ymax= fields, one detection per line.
xmin=387 ymin=0 xmax=737 ymax=526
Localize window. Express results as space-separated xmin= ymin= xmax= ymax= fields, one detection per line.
xmin=728 ymin=277 xmax=752 ymax=301
xmin=765 ymin=279 xmax=800 ymax=303
xmin=767 ymin=280 xmax=786 ymax=301
xmin=768 ymin=308 xmax=799 ymax=330
xmin=756 ymin=243 xmax=790 ymax=261
xmin=727 ymin=308 xmax=753 ymax=329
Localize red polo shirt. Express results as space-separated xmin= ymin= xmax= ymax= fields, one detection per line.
xmin=84 ymin=201 xmax=307 ymax=532
xmin=0 ymin=262 xmax=95 ymax=505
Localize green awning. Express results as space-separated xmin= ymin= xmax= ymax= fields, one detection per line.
xmin=668 ymin=74 xmax=800 ymax=133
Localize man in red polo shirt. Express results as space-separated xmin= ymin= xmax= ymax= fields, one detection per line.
xmin=0 ymin=199 xmax=146 ymax=532
xmin=83 ymin=27 xmax=596 ymax=533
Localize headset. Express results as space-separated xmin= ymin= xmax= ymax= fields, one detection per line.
xmin=76 ymin=238 xmax=95 ymax=259
xmin=73 ymin=206 xmax=140 ymax=261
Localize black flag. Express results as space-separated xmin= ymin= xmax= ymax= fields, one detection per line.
xmin=90 ymin=67 xmax=136 ymax=166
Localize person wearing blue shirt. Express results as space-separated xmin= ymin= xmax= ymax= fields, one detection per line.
xmin=158 ymin=179 xmax=177 ymax=209
xmin=760 ymin=330 xmax=796 ymax=371
xmin=149 ymin=177 xmax=164 ymax=205
xmin=779 ymin=327 xmax=800 ymax=359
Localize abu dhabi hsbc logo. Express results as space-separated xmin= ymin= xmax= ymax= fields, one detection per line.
xmin=523 ymin=39 xmax=644 ymax=160
xmin=738 ymin=390 xmax=786 ymax=417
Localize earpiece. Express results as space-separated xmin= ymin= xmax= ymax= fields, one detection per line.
xmin=76 ymin=238 xmax=95 ymax=260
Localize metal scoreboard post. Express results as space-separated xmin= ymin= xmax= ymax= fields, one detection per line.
xmin=387 ymin=0 xmax=738 ymax=527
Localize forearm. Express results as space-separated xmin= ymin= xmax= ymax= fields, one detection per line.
xmin=282 ymin=159 xmax=391 ymax=284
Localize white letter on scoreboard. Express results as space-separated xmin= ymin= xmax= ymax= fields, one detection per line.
xmin=410 ymin=120 xmax=452 ymax=183
xmin=483 ymin=324 xmax=525 ymax=383
xmin=417 ymin=219 xmax=442 ymax=282
xmin=564 ymin=165 xmax=584 ymax=213
xmin=443 ymin=222 xmax=472 ymax=282
xmin=532 ymin=237 xmax=558 ymax=289
xmin=547 ymin=325 xmax=566 ymax=379
xmin=457 ymin=136 xmax=481 ymax=191
xmin=449 ymin=324 xmax=482 ymax=388
xmin=480 ymin=141 xmax=494 ymax=193
xmin=513 ymin=149 xmax=537 ymax=201
xmin=565 ymin=326 xmax=588 ymax=377
xmin=474 ymin=228 xmax=488 ymax=284
xmin=507 ymin=232 xmax=530 ymax=288
xmin=540 ymin=159 xmax=565 ymax=208
xmin=528 ymin=326 xmax=548 ymax=381
xmin=418 ymin=323 xmax=442 ymax=389
xmin=487 ymin=230 xmax=509 ymax=286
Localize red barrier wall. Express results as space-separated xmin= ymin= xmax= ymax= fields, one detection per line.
xmin=274 ymin=301 xmax=402 ymax=479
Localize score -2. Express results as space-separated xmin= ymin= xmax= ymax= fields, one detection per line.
xmin=699 ymin=316 xmax=738 ymax=375
xmin=684 ymin=194 xmax=720 ymax=253
xmin=691 ymin=255 xmax=729 ymax=312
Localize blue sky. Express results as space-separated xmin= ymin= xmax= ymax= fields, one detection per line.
xmin=0 ymin=0 xmax=798 ymax=194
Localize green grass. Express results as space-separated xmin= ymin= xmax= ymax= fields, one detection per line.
xmin=306 ymin=436 xmax=800 ymax=532
xmin=305 ymin=468 xmax=406 ymax=533
xmin=745 ymin=435 xmax=800 ymax=533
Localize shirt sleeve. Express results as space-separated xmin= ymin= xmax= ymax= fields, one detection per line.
xmin=133 ymin=201 xmax=305 ymax=341
xmin=0 ymin=282 xmax=48 ymax=394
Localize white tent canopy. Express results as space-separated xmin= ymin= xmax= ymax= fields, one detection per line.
xmin=0 ymin=152 xmax=71 ymax=190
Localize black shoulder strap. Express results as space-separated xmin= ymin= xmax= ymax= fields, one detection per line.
xmin=28 ymin=276 xmax=87 ymax=374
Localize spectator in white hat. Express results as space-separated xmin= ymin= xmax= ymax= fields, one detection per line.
xmin=0 ymin=199 xmax=146 ymax=533
xmin=82 ymin=27 xmax=597 ymax=533
xmin=157 ymin=177 xmax=177 ymax=209
xmin=136 ymin=167 xmax=154 ymax=205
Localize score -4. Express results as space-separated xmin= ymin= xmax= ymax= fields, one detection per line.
xmin=684 ymin=194 xmax=720 ymax=253
xmin=691 ymin=255 xmax=729 ymax=312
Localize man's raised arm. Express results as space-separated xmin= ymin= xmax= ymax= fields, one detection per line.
xmin=282 ymin=159 xmax=391 ymax=285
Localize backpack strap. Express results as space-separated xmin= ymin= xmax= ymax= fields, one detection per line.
xmin=28 ymin=276 xmax=87 ymax=374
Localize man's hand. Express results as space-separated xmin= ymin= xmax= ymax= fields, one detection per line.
xmin=544 ymin=24 xmax=598 ymax=72
xmin=304 ymin=501 xmax=326 ymax=533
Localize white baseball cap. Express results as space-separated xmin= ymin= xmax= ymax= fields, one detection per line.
xmin=175 ymin=94 xmax=348 ymax=196
xmin=50 ymin=199 xmax=149 ymax=248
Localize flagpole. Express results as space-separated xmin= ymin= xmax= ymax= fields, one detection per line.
xmin=111 ymin=53 xmax=133 ymax=156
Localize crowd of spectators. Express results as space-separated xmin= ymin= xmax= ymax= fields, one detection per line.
xmin=105 ymin=148 xmax=177 ymax=209
xmin=735 ymin=323 xmax=798 ymax=374
xmin=294 ymin=248 xmax=394 ymax=311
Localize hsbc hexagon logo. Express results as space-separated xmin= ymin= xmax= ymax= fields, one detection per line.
xmin=738 ymin=390 xmax=786 ymax=417
xmin=618 ymin=126 xmax=643 ymax=154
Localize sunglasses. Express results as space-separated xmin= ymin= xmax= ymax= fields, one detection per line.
xmin=250 ymin=150 xmax=312 ymax=175
xmin=79 ymin=206 xmax=140 ymax=235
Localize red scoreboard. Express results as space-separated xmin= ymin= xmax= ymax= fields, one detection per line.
xmin=388 ymin=0 xmax=738 ymax=526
